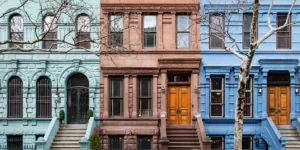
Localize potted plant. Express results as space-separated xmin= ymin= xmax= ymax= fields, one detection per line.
xmin=88 ymin=109 xmax=93 ymax=119
xmin=59 ymin=110 xmax=65 ymax=124
xmin=89 ymin=133 xmax=101 ymax=150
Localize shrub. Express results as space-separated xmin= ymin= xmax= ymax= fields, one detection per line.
xmin=59 ymin=110 xmax=65 ymax=121
xmin=88 ymin=109 xmax=93 ymax=119
xmin=89 ymin=133 xmax=101 ymax=150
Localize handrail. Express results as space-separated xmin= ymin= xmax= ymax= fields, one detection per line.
xmin=291 ymin=117 xmax=300 ymax=132
xmin=79 ymin=117 xmax=96 ymax=150
xmin=261 ymin=117 xmax=286 ymax=150
xmin=36 ymin=117 xmax=60 ymax=150
xmin=159 ymin=114 xmax=169 ymax=150
xmin=195 ymin=115 xmax=212 ymax=150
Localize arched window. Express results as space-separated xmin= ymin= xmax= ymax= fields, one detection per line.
xmin=10 ymin=15 xmax=23 ymax=48
xmin=8 ymin=76 xmax=23 ymax=118
xmin=36 ymin=76 xmax=52 ymax=118
xmin=43 ymin=15 xmax=57 ymax=49
xmin=76 ymin=15 xmax=90 ymax=49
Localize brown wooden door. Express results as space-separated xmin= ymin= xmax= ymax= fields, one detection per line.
xmin=268 ymin=86 xmax=290 ymax=125
xmin=167 ymin=86 xmax=191 ymax=125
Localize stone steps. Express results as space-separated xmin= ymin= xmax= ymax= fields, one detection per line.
xmin=278 ymin=125 xmax=300 ymax=150
xmin=167 ymin=126 xmax=201 ymax=150
xmin=50 ymin=124 xmax=87 ymax=150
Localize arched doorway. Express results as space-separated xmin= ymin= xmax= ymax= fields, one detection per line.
xmin=67 ymin=74 xmax=89 ymax=124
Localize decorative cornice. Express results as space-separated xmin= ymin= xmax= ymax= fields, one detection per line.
xmin=158 ymin=57 xmax=201 ymax=69
xmin=102 ymin=67 xmax=159 ymax=75
xmin=101 ymin=4 xmax=199 ymax=12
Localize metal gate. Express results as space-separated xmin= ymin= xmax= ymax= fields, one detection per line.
xmin=67 ymin=87 xmax=89 ymax=124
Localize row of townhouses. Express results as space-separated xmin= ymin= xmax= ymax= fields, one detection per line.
xmin=1 ymin=0 xmax=300 ymax=150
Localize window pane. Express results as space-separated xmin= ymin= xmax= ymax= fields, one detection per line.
xmin=211 ymin=136 xmax=224 ymax=150
xmin=278 ymin=15 xmax=289 ymax=31
xmin=277 ymin=37 xmax=290 ymax=48
xmin=211 ymin=92 xmax=222 ymax=103
xmin=110 ymin=32 xmax=123 ymax=47
xmin=144 ymin=33 xmax=156 ymax=48
xmin=139 ymin=79 xmax=151 ymax=97
xmin=111 ymin=98 xmax=123 ymax=116
xmin=244 ymin=105 xmax=251 ymax=117
xmin=168 ymin=74 xmax=190 ymax=82
xmin=76 ymin=32 xmax=90 ymax=49
xmin=177 ymin=15 xmax=189 ymax=31
xmin=138 ymin=137 xmax=151 ymax=150
xmin=10 ymin=33 xmax=23 ymax=48
xmin=242 ymin=136 xmax=252 ymax=150
xmin=111 ymin=79 xmax=123 ymax=97
xmin=44 ymin=15 xmax=57 ymax=32
xmin=110 ymin=15 xmax=124 ymax=32
xmin=77 ymin=15 xmax=90 ymax=32
xmin=177 ymin=33 xmax=190 ymax=48
xmin=211 ymin=104 xmax=222 ymax=116
xmin=211 ymin=78 xmax=223 ymax=90
xmin=243 ymin=32 xmax=250 ymax=48
xmin=144 ymin=15 xmax=156 ymax=32
xmin=211 ymin=34 xmax=223 ymax=48
xmin=140 ymin=99 xmax=151 ymax=116
xmin=10 ymin=15 xmax=23 ymax=32
xmin=243 ymin=14 xmax=252 ymax=32
xmin=109 ymin=136 xmax=123 ymax=150
xmin=44 ymin=32 xmax=57 ymax=49
xmin=211 ymin=15 xmax=223 ymax=32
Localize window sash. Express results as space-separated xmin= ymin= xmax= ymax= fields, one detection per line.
xmin=244 ymin=78 xmax=253 ymax=117
xmin=143 ymin=32 xmax=156 ymax=48
xmin=76 ymin=32 xmax=91 ymax=49
xmin=210 ymin=77 xmax=224 ymax=117
xmin=138 ymin=79 xmax=152 ymax=117
xmin=109 ymin=136 xmax=123 ymax=150
xmin=242 ymin=136 xmax=253 ymax=150
xmin=277 ymin=14 xmax=291 ymax=49
xmin=243 ymin=14 xmax=258 ymax=49
xmin=110 ymin=79 xmax=123 ymax=116
xmin=210 ymin=14 xmax=224 ymax=49
xmin=211 ymin=136 xmax=224 ymax=150
xmin=138 ymin=136 xmax=151 ymax=150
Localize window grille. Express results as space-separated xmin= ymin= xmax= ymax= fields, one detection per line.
xmin=242 ymin=136 xmax=253 ymax=150
xmin=10 ymin=15 xmax=23 ymax=48
xmin=109 ymin=136 xmax=123 ymax=150
xmin=210 ymin=77 xmax=224 ymax=117
xmin=36 ymin=77 xmax=52 ymax=118
xmin=138 ymin=79 xmax=151 ymax=117
xmin=8 ymin=77 xmax=23 ymax=118
xmin=110 ymin=78 xmax=123 ymax=116
xmin=138 ymin=136 xmax=151 ymax=150
xmin=76 ymin=15 xmax=91 ymax=49
xmin=211 ymin=136 xmax=224 ymax=150
xmin=7 ymin=135 xmax=23 ymax=150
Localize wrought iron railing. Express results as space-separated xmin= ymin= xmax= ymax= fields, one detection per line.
xmin=0 ymin=145 xmax=35 ymax=150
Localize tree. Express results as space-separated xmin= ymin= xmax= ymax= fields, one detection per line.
xmin=200 ymin=0 xmax=299 ymax=149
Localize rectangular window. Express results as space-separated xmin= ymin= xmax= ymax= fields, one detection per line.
xmin=7 ymin=135 xmax=23 ymax=150
xmin=138 ymin=136 xmax=151 ymax=150
xmin=211 ymin=136 xmax=224 ymax=150
xmin=110 ymin=78 xmax=123 ymax=116
xmin=210 ymin=14 xmax=224 ymax=49
xmin=138 ymin=78 xmax=152 ymax=117
xmin=177 ymin=15 xmax=190 ymax=48
xmin=143 ymin=15 xmax=156 ymax=48
xmin=277 ymin=14 xmax=291 ymax=49
xmin=242 ymin=136 xmax=253 ymax=150
xmin=109 ymin=136 xmax=123 ymax=150
xmin=110 ymin=14 xmax=124 ymax=47
xmin=210 ymin=77 xmax=224 ymax=117
xmin=243 ymin=14 xmax=258 ymax=49
xmin=244 ymin=77 xmax=253 ymax=117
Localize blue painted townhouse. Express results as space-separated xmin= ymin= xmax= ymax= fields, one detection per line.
xmin=201 ymin=0 xmax=300 ymax=149
xmin=0 ymin=0 xmax=100 ymax=149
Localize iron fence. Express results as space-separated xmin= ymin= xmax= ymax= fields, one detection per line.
xmin=0 ymin=145 xmax=35 ymax=150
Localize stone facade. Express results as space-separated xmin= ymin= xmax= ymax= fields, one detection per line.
xmin=0 ymin=0 xmax=100 ymax=147
xmin=98 ymin=0 xmax=201 ymax=149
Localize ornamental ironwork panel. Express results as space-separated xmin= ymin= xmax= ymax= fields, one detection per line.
xmin=36 ymin=77 xmax=52 ymax=118
xmin=8 ymin=77 xmax=23 ymax=118
xmin=67 ymin=87 xmax=89 ymax=124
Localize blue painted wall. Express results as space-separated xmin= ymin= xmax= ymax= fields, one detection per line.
xmin=200 ymin=0 xmax=300 ymax=149
xmin=0 ymin=0 xmax=100 ymax=146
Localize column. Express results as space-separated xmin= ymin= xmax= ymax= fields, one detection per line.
xmin=152 ymin=75 xmax=158 ymax=117
xmin=191 ymin=70 xmax=199 ymax=116
xmin=124 ymin=12 xmax=130 ymax=49
xmin=191 ymin=13 xmax=197 ymax=50
xmin=261 ymin=71 xmax=268 ymax=118
xmin=160 ymin=70 xmax=167 ymax=116
xmin=103 ymin=75 xmax=109 ymax=118
xmin=171 ymin=12 xmax=176 ymax=49
xmin=157 ymin=13 xmax=163 ymax=50
xmin=132 ymin=75 xmax=137 ymax=118
xmin=137 ymin=13 xmax=143 ymax=50
xmin=124 ymin=75 xmax=129 ymax=118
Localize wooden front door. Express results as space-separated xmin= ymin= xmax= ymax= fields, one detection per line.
xmin=167 ymin=86 xmax=191 ymax=125
xmin=268 ymin=86 xmax=290 ymax=125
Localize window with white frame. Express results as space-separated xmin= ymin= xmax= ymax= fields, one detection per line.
xmin=242 ymin=136 xmax=253 ymax=150
xmin=138 ymin=78 xmax=152 ymax=117
xmin=211 ymin=136 xmax=224 ymax=150
xmin=210 ymin=77 xmax=224 ymax=117
xmin=244 ymin=77 xmax=253 ymax=117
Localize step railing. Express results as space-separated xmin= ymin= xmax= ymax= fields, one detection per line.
xmin=159 ymin=113 xmax=169 ymax=150
xmin=194 ymin=114 xmax=212 ymax=150
xmin=79 ymin=117 xmax=95 ymax=150
xmin=261 ymin=117 xmax=286 ymax=150
xmin=35 ymin=117 xmax=60 ymax=150
xmin=291 ymin=116 xmax=300 ymax=132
